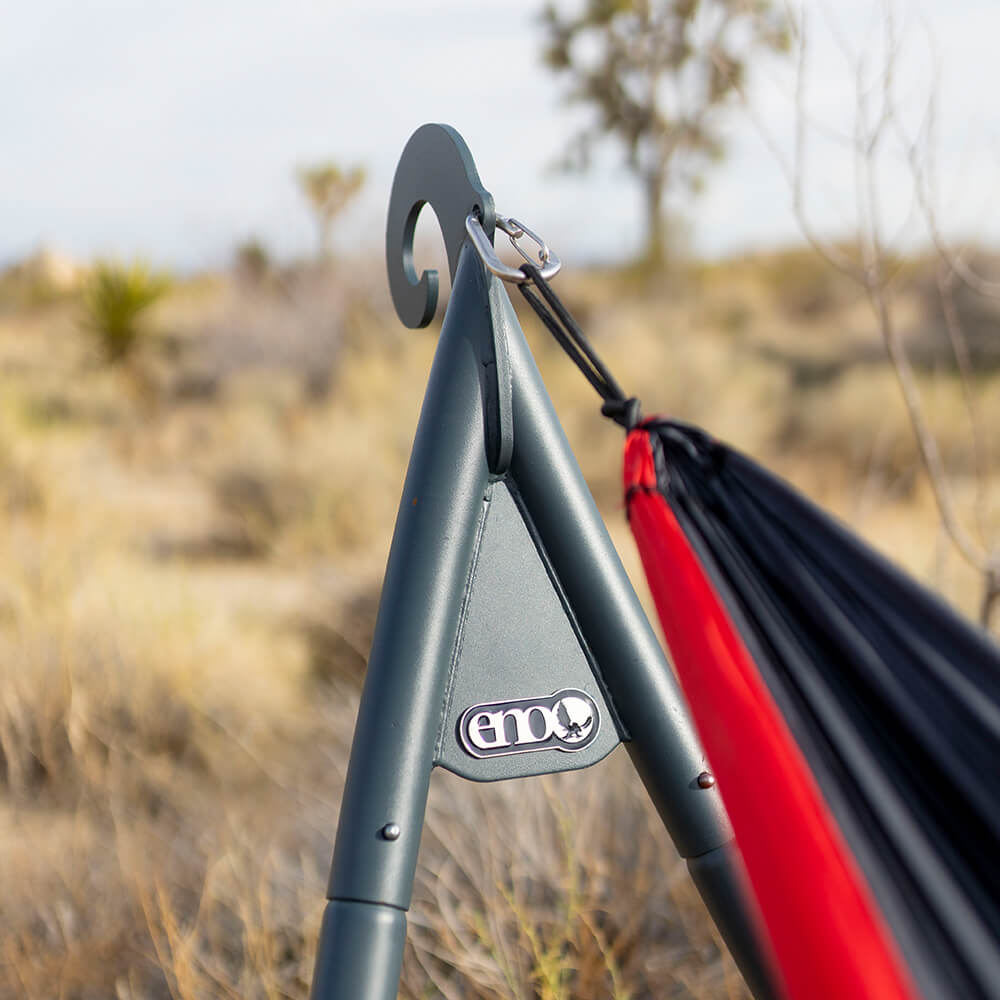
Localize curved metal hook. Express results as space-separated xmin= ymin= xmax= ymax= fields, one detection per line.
xmin=386 ymin=124 xmax=495 ymax=328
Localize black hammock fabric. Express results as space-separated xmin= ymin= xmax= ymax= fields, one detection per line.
xmin=635 ymin=418 xmax=1000 ymax=1000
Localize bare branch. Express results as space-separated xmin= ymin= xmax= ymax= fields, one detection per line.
xmin=868 ymin=279 xmax=989 ymax=571
xmin=856 ymin=0 xmax=992 ymax=574
xmin=981 ymin=571 xmax=1000 ymax=631
xmin=897 ymin=48 xmax=1000 ymax=298
xmin=936 ymin=264 xmax=992 ymax=544
xmin=792 ymin=12 xmax=867 ymax=280
xmin=747 ymin=0 xmax=1000 ymax=621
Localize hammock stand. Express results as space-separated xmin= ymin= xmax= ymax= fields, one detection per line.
xmin=306 ymin=125 xmax=775 ymax=1000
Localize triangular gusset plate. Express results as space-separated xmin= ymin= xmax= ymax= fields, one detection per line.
xmin=434 ymin=479 xmax=621 ymax=780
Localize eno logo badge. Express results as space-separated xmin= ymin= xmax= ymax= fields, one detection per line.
xmin=458 ymin=689 xmax=600 ymax=759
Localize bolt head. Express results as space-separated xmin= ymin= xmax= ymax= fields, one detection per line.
xmin=697 ymin=771 xmax=716 ymax=789
xmin=381 ymin=822 xmax=401 ymax=841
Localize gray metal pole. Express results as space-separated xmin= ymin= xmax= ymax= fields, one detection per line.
xmin=311 ymin=245 xmax=494 ymax=1000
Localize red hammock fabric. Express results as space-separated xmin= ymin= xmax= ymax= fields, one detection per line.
xmin=625 ymin=427 xmax=918 ymax=1000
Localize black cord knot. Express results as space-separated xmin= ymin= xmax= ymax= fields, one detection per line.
xmin=601 ymin=396 xmax=642 ymax=430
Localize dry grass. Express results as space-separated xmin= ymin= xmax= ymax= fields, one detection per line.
xmin=406 ymin=761 xmax=747 ymax=1000
xmin=1 ymin=247 xmax=997 ymax=998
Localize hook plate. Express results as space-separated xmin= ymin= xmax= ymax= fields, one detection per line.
xmin=385 ymin=124 xmax=496 ymax=328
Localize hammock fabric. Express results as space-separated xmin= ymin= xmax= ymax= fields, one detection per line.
xmin=624 ymin=418 xmax=1000 ymax=1000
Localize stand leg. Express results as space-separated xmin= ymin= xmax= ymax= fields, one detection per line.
xmin=688 ymin=845 xmax=778 ymax=1000
xmin=311 ymin=247 xmax=494 ymax=999
xmin=310 ymin=902 xmax=407 ymax=1000
xmin=494 ymin=286 xmax=780 ymax=999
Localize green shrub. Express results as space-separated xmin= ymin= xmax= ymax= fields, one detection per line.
xmin=81 ymin=260 xmax=170 ymax=362
xmin=233 ymin=237 xmax=271 ymax=285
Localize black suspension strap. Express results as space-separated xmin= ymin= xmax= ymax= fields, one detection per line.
xmin=518 ymin=263 xmax=642 ymax=431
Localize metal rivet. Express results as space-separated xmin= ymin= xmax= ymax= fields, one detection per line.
xmin=381 ymin=823 xmax=401 ymax=841
xmin=697 ymin=771 xmax=716 ymax=789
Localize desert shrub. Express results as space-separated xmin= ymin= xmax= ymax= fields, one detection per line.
xmin=0 ymin=635 xmax=199 ymax=804
xmin=183 ymin=273 xmax=346 ymax=399
xmin=299 ymin=584 xmax=379 ymax=687
xmin=751 ymin=246 xmax=846 ymax=318
xmin=746 ymin=244 xmax=913 ymax=321
xmin=210 ymin=466 xmax=311 ymax=559
xmin=911 ymin=251 xmax=1000 ymax=371
xmin=234 ymin=237 xmax=272 ymax=286
xmin=0 ymin=439 xmax=45 ymax=514
xmin=707 ymin=298 xmax=754 ymax=336
xmin=81 ymin=259 xmax=171 ymax=363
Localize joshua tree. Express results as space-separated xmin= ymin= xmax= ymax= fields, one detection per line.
xmin=541 ymin=0 xmax=788 ymax=267
xmin=296 ymin=163 xmax=366 ymax=261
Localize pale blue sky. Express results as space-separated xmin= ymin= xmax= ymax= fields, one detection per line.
xmin=2 ymin=0 xmax=998 ymax=270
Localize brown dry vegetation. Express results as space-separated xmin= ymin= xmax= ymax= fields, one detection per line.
xmin=1 ymin=246 xmax=998 ymax=999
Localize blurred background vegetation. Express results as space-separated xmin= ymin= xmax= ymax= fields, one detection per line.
xmin=3 ymin=1 xmax=1000 ymax=998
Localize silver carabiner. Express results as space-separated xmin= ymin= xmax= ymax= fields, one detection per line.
xmin=465 ymin=212 xmax=562 ymax=284
xmin=496 ymin=215 xmax=553 ymax=269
